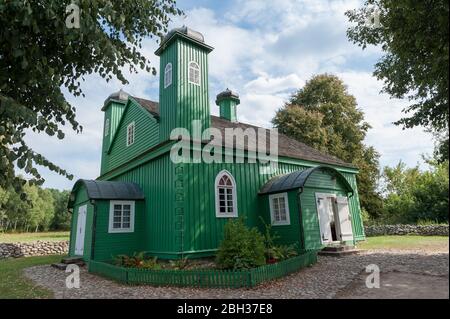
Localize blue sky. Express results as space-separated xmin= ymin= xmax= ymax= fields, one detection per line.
xmin=23 ymin=0 xmax=434 ymax=190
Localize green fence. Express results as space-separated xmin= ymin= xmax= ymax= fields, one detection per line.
xmin=88 ymin=250 xmax=318 ymax=288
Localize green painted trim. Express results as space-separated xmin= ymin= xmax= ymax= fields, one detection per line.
xmin=277 ymin=156 xmax=358 ymax=173
xmin=99 ymin=138 xmax=359 ymax=182
xmin=107 ymin=98 xmax=158 ymax=154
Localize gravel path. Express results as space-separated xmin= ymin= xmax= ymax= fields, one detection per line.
xmin=23 ymin=249 xmax=449 ymax=299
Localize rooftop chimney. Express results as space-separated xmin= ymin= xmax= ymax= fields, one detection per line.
xmin=216 ymin=89 xmax=240 ymax=122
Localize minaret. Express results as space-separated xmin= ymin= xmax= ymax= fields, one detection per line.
xmin=155 ymin=26 xmax=214 ymax=141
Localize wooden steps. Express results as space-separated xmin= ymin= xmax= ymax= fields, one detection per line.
xmin=61 ymin=256 xmax=84 ymax=264
xmin=318 ymin=245 xmax=364 ymax=257
xmin=51 ymin=257 xmax=85 ymax=270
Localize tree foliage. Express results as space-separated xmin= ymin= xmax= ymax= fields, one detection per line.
xmin=0 ymin=184 xmax=70 ymax=232
xmin=346 ymin=0 xmax=449 ymax=153
xmin=272 ymin=74 xmax=383 ymax=217
xmin=380 ymin=160 xmax=449 ymax=224
xmin=0 ymin=0 xmax=182 ymax=193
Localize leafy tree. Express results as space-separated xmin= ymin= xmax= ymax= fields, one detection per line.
xmin=346 ymin=0 xmax=449 ymax=156
xmin=433 ymin=130 xmax=449 ymax=164
xmin=272 ymin=74 xmax=383 ymax=217
xmin=0 ymin=0 xmax=182 ymax=193
xmin=381 ymin=160 xmax=449 ymax=224
xmin=49 ymin=189 xmax=71 ymax=230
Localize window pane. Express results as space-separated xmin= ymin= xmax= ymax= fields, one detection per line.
xmin=123 ymin=223 xmax=130 ymax=229
xmin=113 ymin=222 xmax=121 ymax=229
xmin=114 ymin=204 xmax=121 ymax=210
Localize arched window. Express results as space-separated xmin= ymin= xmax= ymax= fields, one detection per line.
xmin=164 ymin=63 xmax=172 ymax=88
xmin=215 ymin=170 xmax=238 ymax=218
xmin=188 ymin=61 xmax=200 ymax=85
xmin=104 ymin=118 xmax=110 ymax=137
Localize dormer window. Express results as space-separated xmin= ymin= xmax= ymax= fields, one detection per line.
xmin=164 ymin=63 xmax=172 ymax=88
xmin=188 ymin=61 xmax=200 ymax=85
xmin=126 ymin=122 xmax=135 ymax=147
xmin=104 ymin=118 xmax=110 ymax=137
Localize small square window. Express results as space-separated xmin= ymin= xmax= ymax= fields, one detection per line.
xmin=109 ymin=201 xmax=135 ymax=233
xmin=269 ymin=193 xmax=290 ymax=226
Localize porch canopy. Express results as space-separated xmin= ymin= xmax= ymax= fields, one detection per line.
xmin=68 ymin=179 xmax=145 ymax=208
xmin=258 ymin=166 xmax=354 ymax=196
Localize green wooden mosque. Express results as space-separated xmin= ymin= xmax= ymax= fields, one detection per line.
xmin=68 ymin=27 xmax=365 ymax=262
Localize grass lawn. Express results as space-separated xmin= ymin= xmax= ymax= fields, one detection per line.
xmin=358 ymin=235 xmax=449 ymax=251
xmin=0 ymin=255 xmax=64 ymax=299
xmin=0 ymin=231 xmax=70 ymax=243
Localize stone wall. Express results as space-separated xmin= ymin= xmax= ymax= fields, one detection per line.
xmin=0 ymin=240 xmax=69 ymax=259
xmin=364 ymin=224 xmax=449 ymax=237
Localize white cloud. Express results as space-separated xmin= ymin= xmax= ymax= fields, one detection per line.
xmin=244 ymin=74 xmax=304 ymax=94
xmin=338 ymin=71 xmax=434 ymax=168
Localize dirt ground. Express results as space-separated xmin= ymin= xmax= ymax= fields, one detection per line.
xmin=337 ymin=270 xmax=449 ymax=299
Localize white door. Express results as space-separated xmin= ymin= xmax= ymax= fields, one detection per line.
xmin=335 ymin=197 xmax=354 ymax=242
xmin=315 ymin=194 xmax=333 ymax=244
xmin=74 ymin=205 xmax=87 ymax=256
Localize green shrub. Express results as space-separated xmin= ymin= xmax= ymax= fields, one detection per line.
xmin=216 ymin=218 xmax=266 ymax=270
xmin=114 ymin=253 xmax=161 ymax=269
xmin=169 ymin=257 xmax=189 ymax=270
xmin=272 ymin=244 xmax=298 ymax=261
xmin=260 ymin=217 xmax=280 ymax=260
xmin=259 ymin=217 xmax=298 ymax=261
xmin=114 ymin=252 xmax=146 ymax=268
xmin=141 ymin=257 xmax=161 ymax=270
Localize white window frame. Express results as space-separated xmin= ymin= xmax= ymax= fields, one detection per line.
xmin=215 ymin=170 xmax=238 ymax=218
xmin=269 ymin=192 xmax=291 ymax=226
xmin=104 ymin=118 xmax=110 ymax=137
xmin=164 ymin=62 xmax=172 ymax=88
xmin=188 ymin=61 xmax=200 ymax=86
xmin=108 ymin=200 xmax=135 ymax=233
xmin=126 ymin=121 xmax=135 ymax=146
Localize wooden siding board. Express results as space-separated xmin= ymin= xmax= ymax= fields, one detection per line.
xmin=107 ymin=99 xmax=159 ymax=171
xmin=92 ymin=200 xmax=145 ymax=261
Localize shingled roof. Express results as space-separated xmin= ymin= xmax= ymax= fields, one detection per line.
xmin=133 ymin=98 xmax=355 ymax=168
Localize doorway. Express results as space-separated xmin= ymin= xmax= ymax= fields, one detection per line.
xmin=74 ymin=205 xmax=87 ymax=256
xmin=315 ymin=193 xmax=353 ymax=244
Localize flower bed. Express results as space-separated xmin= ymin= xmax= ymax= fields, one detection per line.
xmin=88 ymin=250 xmax=318 ymax=288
